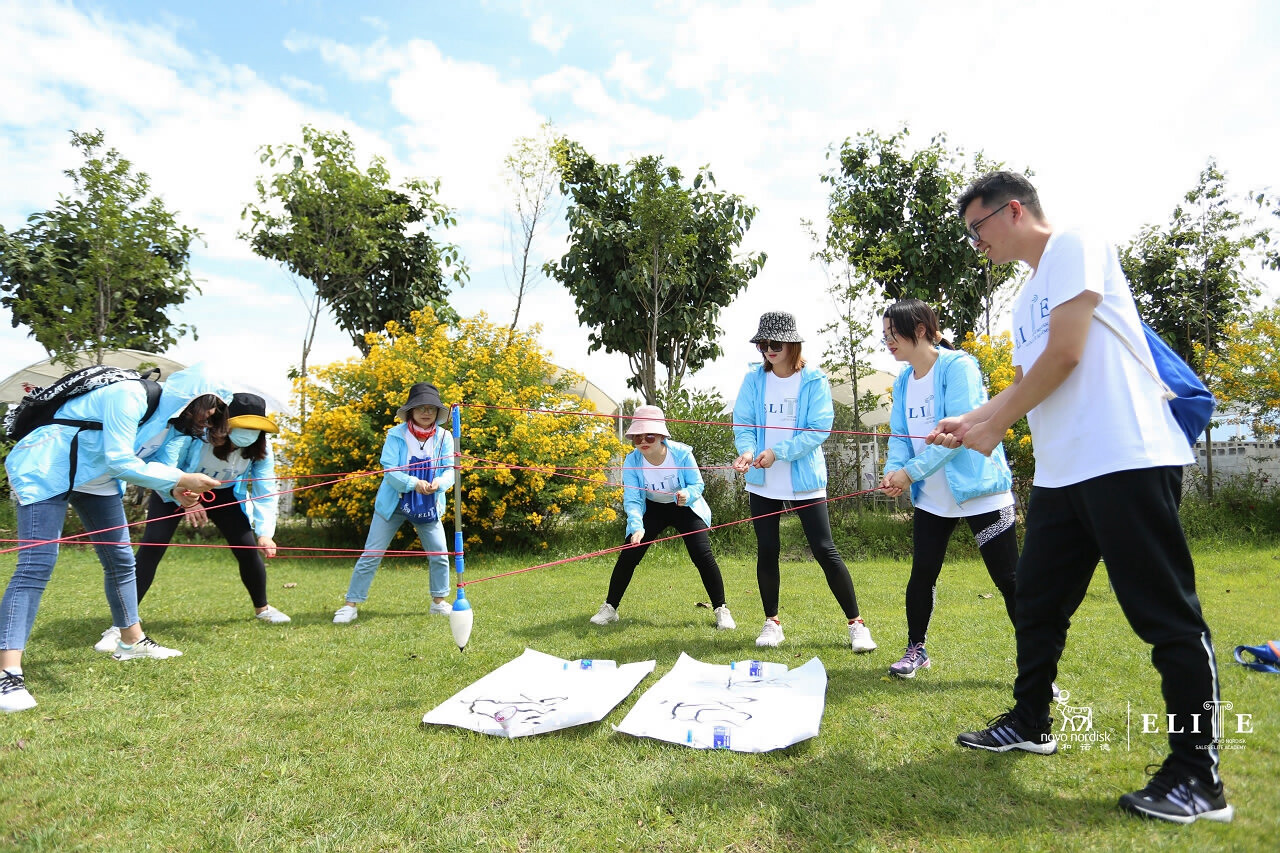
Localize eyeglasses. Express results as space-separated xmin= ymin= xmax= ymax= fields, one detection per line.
xmin=965 ymin=200 xmax=1014 ymax=246
xmin=756 ymin=341 xmax=786 ymax=353
xmin=881 ymin=332 xmax=900 ymax=347
xmin=630 ymin=433 xmax=662 ymax=445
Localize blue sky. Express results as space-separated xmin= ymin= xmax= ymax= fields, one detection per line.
xmin=2 ymin=0 xmax=1278 ymax=410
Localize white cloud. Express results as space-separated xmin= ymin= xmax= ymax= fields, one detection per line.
xmin=2 ymin=0 xmax=1277 ymax=412
xmin=605 ymin=50 xmax=664 ymax=100
xmin=280 ymin=74 xmax=325 ymax=99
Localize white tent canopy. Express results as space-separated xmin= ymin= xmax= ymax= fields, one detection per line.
xmin=0 ymin=349 xmax=188 ymax=405
xmin=0 ymin=350 xmax=291 ymax=416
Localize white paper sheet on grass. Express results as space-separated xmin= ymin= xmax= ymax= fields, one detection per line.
xmin=613 ymin=652 xmax=827 ymax=752
xmin=422 ymin=647 xmax=656 ymax=738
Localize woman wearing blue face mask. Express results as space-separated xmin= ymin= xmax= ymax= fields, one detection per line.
xmin=96 ymin=393 xmax=288 ymax=648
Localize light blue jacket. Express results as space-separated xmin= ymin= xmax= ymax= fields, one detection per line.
xmin=161 ymin=437 xmax=280 ymax=539
xmin=372 ymin=422 xmax=456 ymax=522
xmin=732 ymin=364 xmax=833 ymax=493
xmin=5 ymin=363 xmax=233 ymax=506
xmin=884 ymin=348 xmax=1012 ymax=506
xmin=621 ymin=440 xmax=712 ymax=537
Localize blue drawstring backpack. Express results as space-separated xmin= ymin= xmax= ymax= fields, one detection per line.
xmin=1094 ymin=314 xmax=1215 ymax=446
xmin=399 ymin=434 xmax=443 ymax=523
xmin=1233 ymin=641 xmax=1280 ymax=674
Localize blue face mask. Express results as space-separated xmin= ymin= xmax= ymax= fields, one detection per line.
xmin=229 ymin=428 xmax=261 ymax=448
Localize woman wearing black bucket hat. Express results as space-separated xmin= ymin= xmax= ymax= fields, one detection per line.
xmin=333 ymin=382 xmax=455 ymax=624
xmin=94 ymin=391 xmax=290 ymax=651
xmin=731 ymin=311 xmax=876 ymax=652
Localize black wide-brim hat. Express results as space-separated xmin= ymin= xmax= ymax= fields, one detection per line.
xmin=750 ymin=311 xmax=804 ymax=344
xmin=226 ymin=392 xmax=278 ymax=433
xmin=396 ymin=382 xmax=448 ymax=424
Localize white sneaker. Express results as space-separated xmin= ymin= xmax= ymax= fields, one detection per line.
xmin=1 ymin=670 xmax=37 ymax=713
xmin=755 ymin=619 xmax=784 ymax=647
xmin=333 ymin=604 xmax=358 ymax=624
xmin=714 ymin=605 xmax=736 ymax=630
xmin=112 ymin=636 xmax=183 ymax=661
xmin=255 ymin=605 xmax=291 ymax=624
xmin=94 ymin=625 xmax=121 ymax=653
xmin=589 ymin=603 xmax=618 ymax=625
xmin=849 ymin=618 xmax=877 ymax=652
xmin=429 ymin=600 xmax=453 ymax=615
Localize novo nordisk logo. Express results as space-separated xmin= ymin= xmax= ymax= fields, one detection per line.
xmin=1054 ymin=691 xmax=1111 ymax=750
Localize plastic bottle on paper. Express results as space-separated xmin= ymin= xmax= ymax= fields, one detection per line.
xmin=564 ymin=659 xmax=617 ymax=670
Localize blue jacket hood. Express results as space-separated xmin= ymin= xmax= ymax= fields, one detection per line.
xmin=136 ymin=363 xmax=234 ymax=449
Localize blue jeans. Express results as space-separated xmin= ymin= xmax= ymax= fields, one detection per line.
xmin=1 ymin=492 xmax=140 ymax=651
xmin=344 ymin=510 xmax=449 ymax=603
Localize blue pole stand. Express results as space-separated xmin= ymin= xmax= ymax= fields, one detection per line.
xmin=448 ymin=405 xmax=473 ymax=650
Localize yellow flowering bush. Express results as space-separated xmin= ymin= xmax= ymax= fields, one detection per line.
xmin=960 ymin=331 xmax=1035 ymax=500
xmin=280 ymin=307 xmax=625 ymax=549
xmin=1207 ymin=307 xmax=1280 ymax=439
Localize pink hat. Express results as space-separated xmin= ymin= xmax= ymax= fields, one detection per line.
xmin=625 ymin=405 xmax=670 ymax=437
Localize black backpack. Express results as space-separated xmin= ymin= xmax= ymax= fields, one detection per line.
xmin=4 ymin=365 xmax=164 ymax=491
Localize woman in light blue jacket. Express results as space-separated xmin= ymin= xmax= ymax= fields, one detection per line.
xmin=879 ymin=299 xmax=1017 ymax=680
xmin=588 ymin=406 xmax=734 ymax=630
xmin=96 ymin=392 xmax=290 ymax=653
xmin=1 ymin=364 xmax=230 ymax=713
xmin=333 ymin=383 xmax=455 ymax=624
xmin=732 ymin=312 xmax=875 ymax=653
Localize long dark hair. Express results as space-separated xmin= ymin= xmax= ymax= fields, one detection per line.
xmin=883 ymin=298 xmax=954 ymax=350
xmin=212 ymin=430 xmax=269 ymax=462
xmin=171 ymin=394 xmax=229 ymax=442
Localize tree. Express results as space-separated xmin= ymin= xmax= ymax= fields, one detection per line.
xmin=0 ymin=130 xmax=201 ymax=367
xmin=1209 ymin=304 xmax=1280 ymax=440
xmin=820 ymin=126 xmax=1021 ymax=340
xmin=1119 ymin=160 xmax=1270 ymax=496
xmin=241 ymin=125 xmax=468 ymax=366
xmin=1120 ymin=160 xmax=1267 ymax=372
xmin=546 ymin=139 xmax=766 ymax=403
xmin=805 ymin=219 xmax=887 ymax=502
xmin=503 ymin=123 xmax=560 ymax=331
xmin=280 ymin=307 xmax=625 ymax=549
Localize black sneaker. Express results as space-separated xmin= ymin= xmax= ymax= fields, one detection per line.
xmin=956 ymin=709 xmax=1057 ymax=754
xmin=1119 ymin=765 xmax=1234 ymax=824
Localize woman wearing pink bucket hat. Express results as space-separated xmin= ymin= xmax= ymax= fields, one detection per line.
xmin=588 ymin=405 xmax=735 ymax=630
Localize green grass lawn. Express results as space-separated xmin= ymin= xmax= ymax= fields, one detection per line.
xmin=2 ymin=535 xmax=1277 ymax=851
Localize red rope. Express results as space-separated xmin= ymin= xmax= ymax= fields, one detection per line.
xmin=458 ymin=485 xmax=887 ymax=587
xmin=456 ymin=401 xmax=920 ymax=439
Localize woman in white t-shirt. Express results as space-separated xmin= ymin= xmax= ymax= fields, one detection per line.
xmin=588 ymin=406 xmax=734 ymax=631
xmin=879 ymin=299 xmax=1017 ymax=679
xmin=732 ymin=311 xmax=875 ymax=652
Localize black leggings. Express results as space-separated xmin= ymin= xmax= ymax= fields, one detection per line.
xmin=605 ymin=501 xmax=726 ymax=609
xmin=134 ymin=489 xmax=268 ymax=608
xmin=750 ymin=493 xmax=859 ymax=620
xmin=907 ymin=505 xmax=1018 ymax=645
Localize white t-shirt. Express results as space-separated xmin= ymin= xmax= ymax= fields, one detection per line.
xmin=640 ymin=450 xmax=680 ymax=504
xmin=191 ymin=442 xmax=253 ymax=485
xmin=746 ymin=371 xmax=824 ymax=501
xmin=1011 ymin=230 xmax=1194 ymax=487
xmin=905 ymin=370 xmax=1013 ymax=518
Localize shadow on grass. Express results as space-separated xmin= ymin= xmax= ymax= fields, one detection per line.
xmin=650 ymin=745 xmax=1120 ymax=846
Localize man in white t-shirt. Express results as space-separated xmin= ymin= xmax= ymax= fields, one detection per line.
xmin=929 ymin=171 xmax=1231 ymax=825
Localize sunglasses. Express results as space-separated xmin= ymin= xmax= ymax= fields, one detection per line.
xmin=630 ymin=433 xmax=662 ymax=445
xmin=756 ymin=340 xmax=787 ymax=353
